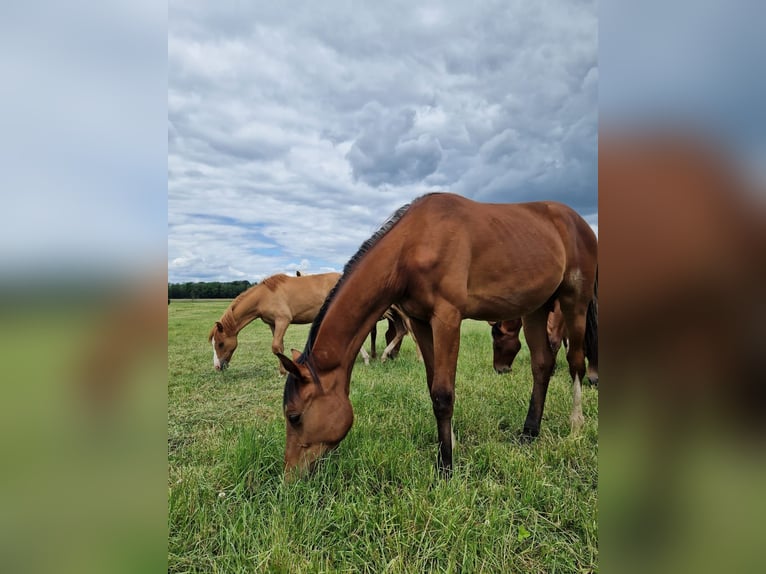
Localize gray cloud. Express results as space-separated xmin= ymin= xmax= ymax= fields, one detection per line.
xmin=346 ymin=105 xmax=443 ymax=186
xmin=168 ymin=1 xmax=598 ymax=282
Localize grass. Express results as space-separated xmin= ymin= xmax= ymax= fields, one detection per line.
xmin=168 ymin=300 xmax=598 ymax=573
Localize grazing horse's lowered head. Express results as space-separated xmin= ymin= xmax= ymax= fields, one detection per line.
xmin=278 ymin=350 xmax=354 ymax=477
xmin=490 ymin=319 xmax=522 ymax=374
xmin=209 ymin=321 xmax=237 ymax=371
xmin=491 ymin=301 xmax=570 ymax=376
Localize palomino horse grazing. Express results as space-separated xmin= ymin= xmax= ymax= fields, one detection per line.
xmin=208 ymin=272 xmax=340 ymax=373
xmin=278 ymin=193 xmax=598 ymax=476
xmin=491 ymin=300 xmax=598 ymax=384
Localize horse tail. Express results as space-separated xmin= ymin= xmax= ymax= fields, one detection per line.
xmin=584 ymin=266 xmax=598 ymax=371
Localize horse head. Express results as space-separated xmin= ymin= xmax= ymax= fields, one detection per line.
xmin=491 ymin=319 xmax=523 ymax=374
xmin=208 ymin=321 xmax=238 ymax=371
xmin=277 ymin=350 xmax=354 ymax=477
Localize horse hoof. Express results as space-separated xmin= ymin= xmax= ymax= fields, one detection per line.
xmin=519 ymin=430 xmax=538 ymax=444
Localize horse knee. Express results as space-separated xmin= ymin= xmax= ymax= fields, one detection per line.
xmin=531 ymin=357 xmax=553 ymax=379
xmin=430 ymin=387 xmax=454 ymax=419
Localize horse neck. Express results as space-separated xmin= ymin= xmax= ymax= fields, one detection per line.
xmin=224 ymin=287 xmax=264 ymax=334
xmin=312 ymin=255 xmax=401 ymax=387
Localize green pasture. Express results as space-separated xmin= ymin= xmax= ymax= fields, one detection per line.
xmin=168 ymin=300 xmax=598 ymax=573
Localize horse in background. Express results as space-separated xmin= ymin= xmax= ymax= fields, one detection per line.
xmin=278 ymin=193 xmax=598 ymax=476
xmin=491 ymin=300 xmax=598 ymax=384
xmin=208 ymin=272 xmax=340 ymax=373
xmin=379 ymin=304 xmax=422 ymax=362
xmin=208 ymin=271 xmax=413 ymax=374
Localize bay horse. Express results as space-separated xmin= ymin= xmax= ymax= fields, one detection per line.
xmin=491 ymin=300 xmax=598 ymax=384
xmin=277 ymin=193 xmax=598 ymax=476
xmin=208 ymin=272 xmax=340 ymax=373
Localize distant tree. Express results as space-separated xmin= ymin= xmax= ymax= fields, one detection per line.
xmin=168 ymin=280 xmax=253 ymax=300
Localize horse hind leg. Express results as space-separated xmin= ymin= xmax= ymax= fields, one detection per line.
xmin=558 ymin=299 xmax=589 ymax=434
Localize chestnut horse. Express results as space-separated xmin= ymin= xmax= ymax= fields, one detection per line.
xmin=278 ymin=193 xmax=598 ymax=476
xmin=491 ymin=300 xmax=598 ymax=384
xmin=208 ymin=272 xmax=405 ymax=373
xmin=208 ymin=272 xmax=340 ymax=373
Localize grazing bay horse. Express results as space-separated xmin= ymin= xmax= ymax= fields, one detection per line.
xmin=208 ymin=272 xmax=340 ymax=373
xmin=491 ymin=300 xmax=598 ymax=384
xmin=278 ymin=193 xmax=598 ymax=476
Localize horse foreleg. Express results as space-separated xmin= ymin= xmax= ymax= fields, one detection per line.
xmin=408 ymin=318 xmax=434 ymax=386
xmin=359 ymin=345 xmax=370 ymax=366
xmin=271 ymin=319 xmax=290 ymax=375
xmin=384 ymin=317 xmax=398 ymax=355
xmin=521 ymin=308 xmax=556 ymax=441
xmin=370 ymin=322 xmax=377 ymax=359
xmin=428 ymin=307 xmax=462 ymax=477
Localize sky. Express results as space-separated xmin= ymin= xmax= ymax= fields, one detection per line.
xmin=168 ymin=1 xmax=598 ymax=283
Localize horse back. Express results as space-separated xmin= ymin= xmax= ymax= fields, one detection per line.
xmin=394 ymin=194 xmax=595 ymax=320
xmin=276 ymin=272 xmax=341 ymax=323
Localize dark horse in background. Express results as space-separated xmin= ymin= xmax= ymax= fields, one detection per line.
xmin=278 ymin=193 xmax=598 ymax=477
xmin=491 ymin=299 xmax=598 ymax=384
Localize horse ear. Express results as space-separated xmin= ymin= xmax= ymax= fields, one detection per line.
xmin=276 ymin=353 xmax=303 ymax=379
xmin=290 ymin=348 xmax=302 ymax=361
xmin=215 ymin=321 xmax=223 ymax=332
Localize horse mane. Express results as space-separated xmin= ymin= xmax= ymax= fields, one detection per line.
xmin=260 ymin=273 xmax=289 ymax=292
xmin=298 ymin=194 xmax=433 ymax=363
xmin=213 ymin=274 xmax=286 ymax=336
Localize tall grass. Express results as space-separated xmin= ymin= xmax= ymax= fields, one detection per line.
xmin=169 ymin=301 xmax=597 ymax=573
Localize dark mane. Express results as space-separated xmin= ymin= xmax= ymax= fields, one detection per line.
xmin=298 ymin=195 xmax=431 ymax=364
xmin=283 ymin=196 xmax=429 ymax=407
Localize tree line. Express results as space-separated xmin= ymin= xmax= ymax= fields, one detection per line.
xmin=168 ymin=280 xmax=253 ymax=300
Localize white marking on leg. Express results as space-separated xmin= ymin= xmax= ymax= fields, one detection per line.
xmin=567 ymin=268 xmax=584 ymax=289
xmin=359 ymin=346 xmax=370 ymax=365
xmin=570 ymin=374 xmax=584 ymax=433
xmin=212 ymin=339 xmax=220 ymax=369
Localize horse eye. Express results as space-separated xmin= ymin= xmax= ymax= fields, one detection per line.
xmin=287 ymin=413 xmax=302 ymax=426
xmin=218 ymin=342 xmax=224 ymax=349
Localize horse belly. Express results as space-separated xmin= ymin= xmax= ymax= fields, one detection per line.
xmin=463 ymin=263 xmax=564 ymax=321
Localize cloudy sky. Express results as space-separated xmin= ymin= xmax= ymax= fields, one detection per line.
xmin=168 ymin=1 xmax=598 ymax=283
